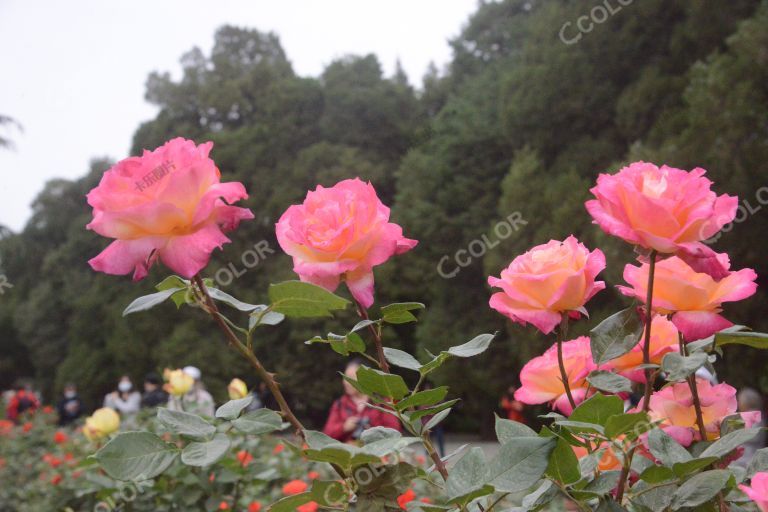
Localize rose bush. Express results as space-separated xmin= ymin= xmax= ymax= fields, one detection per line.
xmin=11 ymin=140 xmax=760 ymax=511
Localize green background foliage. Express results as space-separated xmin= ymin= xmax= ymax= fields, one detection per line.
xmin=1 ymin=0 xmax=767 ymax=433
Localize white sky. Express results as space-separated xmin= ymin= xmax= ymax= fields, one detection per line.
xmin=0 ymin=0 xmax=478 ymax=232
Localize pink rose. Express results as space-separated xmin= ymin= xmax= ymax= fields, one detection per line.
xmin=642 ymin=379 xmax=737 ymax=446
xmin=617 ymin=254 xmax=757 ymax=341
xmin=741 ymin=472 xmax=768 ymax=512
xmin=515 ymin=336 xmax=596 ymax=414
xmin=488 ymin=236 xmax=605 ymax=335
xmin=275 ymin=178 xmax=417 ymax=308
xmin=87 ymin=138 xmax=253 ymax=280
xmin=608 ymin=315 xmax=679 ymax=383
xmin=586 ymin=162 xmax=738 ymax=279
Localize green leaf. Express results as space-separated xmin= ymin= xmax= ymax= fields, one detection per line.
xmin=581 ymin=470 xmax=621 ymax=496
xmin=180 ymin=434 xmax=230 ymax=466
xmin=383 ymin=347 xmax=422 ymax=371
xmin=355 ymin=366 xmax=409 ymax=400
xmin=405 ymin=399 xmax=458 ymax=422
xmin=396 ymin=387 xmax=449 ymax=411
xmin=590 ymin=306 xmax=643 ymax=365
xmin=249 ymin=305 xmax=285 ymax=329
xmin=604 ymin=412 xmax=651 ymax=439
xmin=424 ymin=408 xmax=452 ymax=431
xmin=328 ymin=332 xmax=366 ymax=356
xmin=672 ymin=457 xmax=719 ymax=478
xmin=311 ymin=480 xmax=347 ymax=507
xmin=419 ymin=352 xmax=451 ymax=377
xmin=700 ymin=428 xmax=761 ymax=459
xmin=484 ymin=437 xmax=556 ymax=492
xmin=661 ymin=352 xmax=709 ymax=382
xmin=715 ymin=330 xmax=768 ymax=349
xmin=95 ymin=432 xmax=179 ymax=480
xmin=232 ymin=409 xmax=283 ymax=434
xmin=268 ymin=280 xmax=349 ymax=318
xmin=123 ymin=288 xmax=183 ymax=316
xmin=671 ymin=469 xmax=731 ymax=508
xmin=155 ymin=275 xmax=192 ymax=307
xmin=519 ymin=480 xmax=558 ymax=511
xmin=546 ymin=438 xmax=580 ymax=485
xmin=215 ymin=396 xmax=254 ymax=420
xmin=380 ymin=302 xmax=425 ymax=324
xmin=156 ymin=408 xmax=215 ymax=439
xmin=648 ymin=428 xmax=692 ymax=466
xmin=495 ymin=414 xmax=537 ymax=442
xmin=268 ymin=492 xmax=313 ymax=512
xmin=747 ymin=448 xmax=768 ymax=478
xmin=206 ymin=287 xmax=260 ymax=311
xmin=639 ymin=465 xmax=676 ymax=483
xmin=554 ymin=419 xmax=605 ymax=435
xmin=587 ymin=370 xmax=633 ymax=393
xmin=445 ymin=447 xmax=494 ymax=504
xmin=447 ymin=333 xmax=495 ymax=357
xmin=569 ymin=393 xmax=624 ymax=427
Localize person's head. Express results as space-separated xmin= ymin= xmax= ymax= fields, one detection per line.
xmin=144 ymin=373 xmax=162 ymax=392
xmin=182 ymin=366 xmax=203 ymax=389
xmin=342 ymin=359 xmax=363 ymax=398
xmin=738 ymin=387 xmax=763 ymax=412
xmin=63 ymin=383 xmax=77 ymax=398
xmin=117 ymin=375 xmax=133 ymax=393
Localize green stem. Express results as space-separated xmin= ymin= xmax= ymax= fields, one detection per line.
xmin=556 ymin=315 xmax=576 ymax=411
xmin=353 ymin=297 xmax=390 ymax=373
xmin=680 ymin=333 xmax=708 ymax=441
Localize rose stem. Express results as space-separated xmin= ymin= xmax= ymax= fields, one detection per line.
xmin=557 ymin=314 xmax=577 ymax=410
xmin=192 ymin=275 xmax=305 ymax=438
xmin=679 ymin=332 xmax=707 ymax=441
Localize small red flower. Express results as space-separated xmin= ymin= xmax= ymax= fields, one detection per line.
xmin=236 ymin=450 xmax=253 ymax=467
xmin=53 ymin=431 xmax=69 ymax=444
xmin=22 ymin=422 xmax=33 ymax=433
xmin=273 ymin=443 xmax=285 ymax=454
xmin=282 ymin=479 xmax=308 ymax=495
xmin=247 ymin=502 xmax=262 ymax=512
xmin=51 ymin=474 xmax=63 ymax=485
xmin=42 ymin=406 xmax=54 ymax=414
xmin=307 ymin=471 xmax=320 ymax=480
xmin=297 ymin=502 xmax=318 ymax=512
xmin=397 ymin=488 xmax=416 ymax=510
xmin=218 ymin=501 xmax=229 ymax=510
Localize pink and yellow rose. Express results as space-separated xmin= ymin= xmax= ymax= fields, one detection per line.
xmin=740 ymin=472 xmax=768 ymax=512
xmin=608 ymin=315 xmax=679 ymax=382
xmin=642 ymin=379 xmax=736 ymax=446
xmin=275 ymin=178 xmax=417 ymax=308
xmin=488 ymin=236 xmax=605 ymax=334
xmin=586 ymin=162 xmax=737 ymax=279
xmin=87 ymin=138 xmax=253 ymax=280
xmin=515 ymin=336 xmax=595 ymax=414
xmin=618 ymin=255 xmax=757 ymax=341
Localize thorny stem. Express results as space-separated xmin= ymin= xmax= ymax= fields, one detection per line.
xmin=557 ymin=315 xmax=576 ymax=411
xmin=354 ymin=298 xmax=390 ymax=373
xmin=679 ymin=333 xmax=708 ymax=441
xmin=191 ymin=275 xmax=305 ymax=438
xmin=617 ymin=250 xmax=658 ymax=503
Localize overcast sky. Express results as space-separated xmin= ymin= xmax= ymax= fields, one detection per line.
xmin=0 ymin=0 xmax=477 ymax=232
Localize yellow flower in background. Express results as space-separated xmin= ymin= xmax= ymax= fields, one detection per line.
xmin=228 ymin=378 xmax=248 ymax=400
xmin=164 ymin=368 xmax=194 ymax=396
xmin=83 ymin=408 xmax=120 ymax=440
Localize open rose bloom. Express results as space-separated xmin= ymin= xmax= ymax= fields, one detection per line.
xmin=642 ymin=379 xmax=737 ymax=446
xmin=276 ymin=178 xmax=417 ymax=308
xmin=87 ymin=138 xmax=254 ymax=280
xmin=488 ymin=236 xmax=605 ymax=334
xmin=83 ymin=407 xmax=120 ymax=441
xmin=515 ymin=336 xmax=595 ymax=414
xmin=586 ymin=162 xmax=737 ymax=279
xmin=741 ymin=472 xmax=768 ymax=512
xmin=618 ymin=255 xmax=757 ymax=341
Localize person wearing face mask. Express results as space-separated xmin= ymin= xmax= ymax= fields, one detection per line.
xmin=56 ymin=383 xmax=83 ymax=426
xmin=103 ymin=375 xmax=141 ymax=415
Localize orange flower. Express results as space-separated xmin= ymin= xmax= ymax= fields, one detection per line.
xmin=282 ymin=479 xmax=308 ymax=495
xmin=273 ymin=443 xmax=285 ymax=454
xmin=218 ymin=502 xmax=229 ymax=510
xmin=53 ymin=431 xmax=69 ymax=444
xmin=397 ymin=488 xmax=416 ymax=510
xmin=247 ymin=502 xmax=262 ymax=512
xmin=236 ymin=450 xmax=253 ymax=468
xmin=22 ymin=422 xmax=33 ymax=433
xmin=297 ymin=503 xmax=318 ymax=512
xmin=307 ymin=471 xmax=319 ymax=480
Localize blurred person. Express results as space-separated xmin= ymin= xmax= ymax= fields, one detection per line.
xmin=734 ymin=387 xmax=766 ymax=467
xmin=500 ymin=385 xmax=526 ymax=424
xmin=103 ymin=375 xmax=141 ymax=415
xmin=323 ymin=359 xmax=400 ymax=443
xmin=168 ymin=366 xmax=215 ymax=417
xmin=141 ymin=372 xmax=168 ymax=409
xmin=6 ymin=382 xmax=40 ymax=423
xmin=56 ymin=383 xmax=83 ymax=426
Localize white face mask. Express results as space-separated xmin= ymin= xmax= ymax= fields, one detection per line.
xmin=64 ymin=391 xmax=76 ymax=399
xmin=118 ymin=382 xmax=132 ymax=393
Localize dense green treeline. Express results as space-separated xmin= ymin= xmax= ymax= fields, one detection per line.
xmin=1 ymin=0 xmax=766 ymax=433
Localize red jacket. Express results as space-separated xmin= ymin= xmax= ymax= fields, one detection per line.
xmin=322 ymin=395 xmax=401 ymax=443
xmin=6 ymin=390 xmax=40 ymax=422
